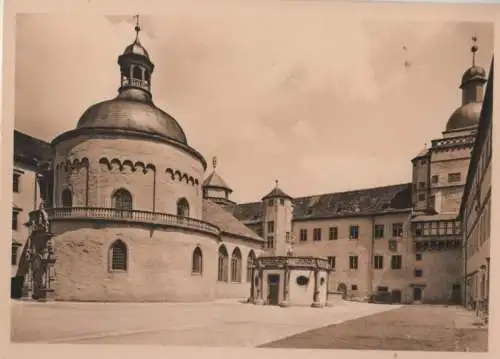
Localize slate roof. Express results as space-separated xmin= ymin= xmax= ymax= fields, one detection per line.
xmin=14 ymin=130 xmax=53 ymax=167
xmin=202 ymin=170 xmax=232 ymax=191
xmin=234 ymin=183 xmax=413 ymax=223
xmin=202 ymin=199 xmax=263 ymax=242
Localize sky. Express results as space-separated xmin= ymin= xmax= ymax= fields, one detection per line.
xmin=13 ymin=7 xmax=493 ymax=203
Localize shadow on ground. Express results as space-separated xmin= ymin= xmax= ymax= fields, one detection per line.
xmin=259 ymin=305 xmax=488 ymax=352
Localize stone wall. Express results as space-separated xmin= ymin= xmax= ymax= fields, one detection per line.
xmin=53 ymin=134 xmax=205 ymax=219
xmin=51 ymin=220 xmax=219 ymax=302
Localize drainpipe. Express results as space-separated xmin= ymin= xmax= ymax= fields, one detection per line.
xmin=367 ymin=215 xmax=375 ymax=301
xmin=463 ymin=218 xmax=468 ymax=308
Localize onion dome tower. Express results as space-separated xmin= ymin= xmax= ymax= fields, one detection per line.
xmin=74 ymin=15 xmax=190 ymax=145
xmin=445 ymin=36 xmax=487 ymax=134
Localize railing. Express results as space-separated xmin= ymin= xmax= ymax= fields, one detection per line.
xmin=122 ymin=78 xmax=149 ymax=89
xmin=431 ymin=135 xmax=475 ymax=148
xmin=257 ymin=256 xmax=330 ymax=269
xmin=45 ymin=207 xmax=220 ymax=235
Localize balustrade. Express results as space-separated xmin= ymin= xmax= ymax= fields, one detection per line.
xmin=45 ymin=207 xmax=220 ymax=235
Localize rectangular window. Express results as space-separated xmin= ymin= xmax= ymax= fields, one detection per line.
xmin=414 ymin=269 xmax=423 ymax=277
xmin=415 ymin=253 xmax=423 ymax=261
xmin=267 ymin=221 xmax=275 ymax=233
xmin=448 ymin=173 xmax=461 ymax=183
xmin=313 ymin=228 xmax=322 ymax=241
xmin=415 ymin=223 xmax=423 ymax=236
xmin=419 ymin=181 xmax=426 ymax=189
xmin=351 ymin=284 xmax=358 ymax=290
xmin=374 ymin=224 xmax=384 ymax=238
xmin=12 ymin=211 xmax=19 ymax=231
xmin=429 ymin=195 xmax=436 ymax=209
xmin=11 ymin=244 xmax=19 ymax=266
xmin=329 ymin=226 xmax=338 ymax=240
xmin=13 ymin=173 xmax=20 ymax=193
xmin=267 ymin=235 xmax=274 ymax=249
xmin=268 ymin=199 xmax=274 ymax=207
xmin=373 ymin=255 xmax=384 ymax=270
xmin=431 ymin=175 xmax=439 ymax=184
xmin=377 ymin=286 xmax=389 ymax=292
xmin=327 ymin=256 xmax=336 ymax=270
xmin=349 ymin=225 xmax=359 ymax=239
xmin=391 ymin=255 xmax=402 ymax=270
xmin=418 ymin=193 xmax=426 ymax=201
xmin=279 ymin=198 xmax=284 ymax=206
xmin=299 ymin=229 xmax=308 ymax=242
xmin=349 ymin=255 xmax=358 ymax=270
xmin=392 ymin=223 xmax=403 ymax=238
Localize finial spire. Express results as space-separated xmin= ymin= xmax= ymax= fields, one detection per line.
xmin=471 ymin=35 xmax=479 ymax=67
xmin=275 ymin=180 xmax=279 ymax=188
xmin=134 ymin=14 xmax=141 ymax=42
xmin=212 ymin=156 xmax=217 ymax=170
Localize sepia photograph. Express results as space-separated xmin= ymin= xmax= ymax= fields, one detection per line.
xmin=3 ymin=0 xmax=495 ymax=355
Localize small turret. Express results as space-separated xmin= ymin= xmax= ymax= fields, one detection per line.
xmin=202 ymin=156 xmax=235 ymax=210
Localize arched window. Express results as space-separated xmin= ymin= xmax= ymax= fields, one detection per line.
xmin=62 ymin=188 xmax=73 ymax=207
xmin=113 ymin=188 xmax=133 ymax=211
xmin=177 ymin=198 xmax=190 ymax=217
xmin=231 ymin=247 xmax=242 ymax=283
xmin=247 ymin=250 xmax=256 ymax=282
xmin=133 ymin=66 xmax=142 ymax=81
xmin=109 ymin=240 xmax=127 ymax=271
xmin=218 ymin=245 xmax=229 ymax=282
xmin=192 ymin=247 xmax=203 ymax=274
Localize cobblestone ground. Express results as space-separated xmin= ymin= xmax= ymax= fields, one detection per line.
xmin=260 ymin=305 xmax=488 ymax=352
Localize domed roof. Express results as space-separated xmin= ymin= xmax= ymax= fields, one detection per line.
xmin=461 ymin=65 xmax=486 ymax=87
xmin=123 ymin=40 xmax=150 ymax=58
xmin=77 ymin=90 xmax=187 ymax=144
xmin=445 ymin=101 xmax=482 ymax=132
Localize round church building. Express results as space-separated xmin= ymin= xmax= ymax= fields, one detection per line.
xmin=45 ymin=22 xmax=263 ymax=302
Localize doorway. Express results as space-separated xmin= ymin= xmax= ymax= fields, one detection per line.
xmin=337 ymin=283 xmax=347 ymax=299
xmin=451 ymin=283 xmax=461 ymax=304
xmin=11 ymin=276 xmax=24 ymax=299
xmin=267 ymin=274 xmax=280 ymax=305
xmin=391 ymin=289 xmax=402 ymax=304
xmin=413 ymin=287 xmax=423 ymax=302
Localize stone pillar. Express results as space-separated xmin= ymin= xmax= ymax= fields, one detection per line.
xmin=311 ymin=262 xmax=322 ymax=308
xmin=254 ymin=266 xmax=265 ymax=305
xmin=325 ymin=269 xmax=333 ymax=307
xmin=248 ymin=264 xmax=255 ymax=303
xmin=279 ymin=264 xmax=291 ymax=307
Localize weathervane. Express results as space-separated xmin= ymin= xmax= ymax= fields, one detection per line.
xmin=471 ymin=35 xmax=479 ymax=67
xmin=212 ymin=156 xmax=217 ymax=170
xmin=134 ymin=14 xmax=141 ymax=41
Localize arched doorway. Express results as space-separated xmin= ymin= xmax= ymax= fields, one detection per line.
xmin=337 ymin=283 xmax=347 ymax=299
xmin=413 ymin=287 xmax=423 ymax=302
xmin=391 ymin=289 xmax=402 ymax=304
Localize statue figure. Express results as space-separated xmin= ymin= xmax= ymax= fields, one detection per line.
xmin=35 ymin=201 xmax=50 ymax=233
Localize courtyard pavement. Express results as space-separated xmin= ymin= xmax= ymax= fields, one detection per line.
xmin=11 ymin=298 xmax=401 ymax=347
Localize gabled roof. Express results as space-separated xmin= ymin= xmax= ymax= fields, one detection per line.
xmin=14 ymin=130 xmax=53 ymax=167
xmin=234 ymin=183 xmax=412 ymax=222
xmin=202 ymin=199 xmax=263 ymax=242
xmin=202 ymin=170 xmax=232 ymax=192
